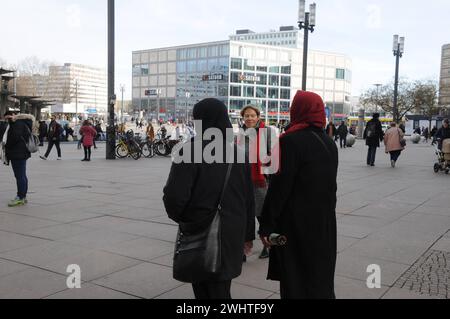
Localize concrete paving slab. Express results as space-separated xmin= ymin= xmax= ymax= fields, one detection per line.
xmin=0 ymin=259 xmax=32 ymax=278
xmin=0 ymin=231 xmax=51 ymax=253
xmin=44 ymin=283 xmax=139 ymax=299
xmin=93 ymin=262 xmax=183 ymax=299
xmin=334 ymin=276 xmax=389 ymax=299
xmin=0 ymin=268 xmax=68 ymax=299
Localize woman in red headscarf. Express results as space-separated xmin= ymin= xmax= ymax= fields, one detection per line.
xmin=259 ymin=91 xmax=339 ymax=299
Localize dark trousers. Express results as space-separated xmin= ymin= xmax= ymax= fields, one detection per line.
xmin=390 ymin=150 xmax=402 ymax=162
xmin=38 ymin=135 xmax=45 ymax=146
xmin=340 ymin=135 xmax=347 ymax=148
xmin=367 ymin=146 xmax=377 ymax=165
xmin=45 ymin=139 xmax=61 ymax=158
xmin=83 ymin=146 xmax=92 ymax=160
xmin=11 ymin=160 xmax=28 ymax=200
xmin=192 ymin=281 xmax=232 ymax=300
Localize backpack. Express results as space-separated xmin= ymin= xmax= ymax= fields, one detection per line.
xmin=366 ymin=121 xmax=377 ymax=138
xmin=22 ymin=124 xmax=40 ymax=154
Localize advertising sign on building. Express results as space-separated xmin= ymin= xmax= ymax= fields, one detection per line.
xmin=202 ymin=74 xmax=224 ymax=81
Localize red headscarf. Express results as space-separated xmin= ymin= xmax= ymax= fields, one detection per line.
xmin=283 ymin=91 xmax=326 ymax=136
xmin=272 ymin=91 xmax=326 ymax=174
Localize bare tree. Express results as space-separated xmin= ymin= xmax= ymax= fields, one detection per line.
xmin=411 ymin=80 xmax=440 ymax=130
xmin=360 ymin=79 xmax=416 ymax=120
xmin=15 ymin=56 xmax=57 ymax=98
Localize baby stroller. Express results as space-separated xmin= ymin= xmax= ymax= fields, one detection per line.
xmin=434 ymin=138 xmax=450 ymax=174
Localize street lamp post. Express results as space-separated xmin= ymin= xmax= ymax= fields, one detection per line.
xmin=393 ymin=35 xmax=405 ymax=124
xmin=106 ymin=0 xmax=116 ymax=160
xmin=185 ymin=91 xmax=191 ymax=122
xmin=75 ymin=79 xmax=78 ymax=124
xmin=374 ymin=83 xmax=382 ymax=113
xmin=298 ymin=0 xmax=316 ymax=91
xmin=120 ymin=84 xmax=125 ymax=123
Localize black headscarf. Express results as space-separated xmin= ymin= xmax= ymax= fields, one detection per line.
xmin=193 ymin=98 xmax=232 ymax=138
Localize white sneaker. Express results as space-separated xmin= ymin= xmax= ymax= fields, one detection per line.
xmin=57 ymin=157 xmax=62 ymax=161
xmin=40 ymin=156 xmax=47 ymax=160
xmin=391 ymin=160 xmax=396 ymax=168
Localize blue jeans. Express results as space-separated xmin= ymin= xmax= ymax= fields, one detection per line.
xmin=11 ymin=160 xmax=28 ymax=199
xmin=367 ymin=146 xmax=377 ymax=165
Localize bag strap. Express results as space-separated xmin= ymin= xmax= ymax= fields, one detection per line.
xmin=217 ymin=163 xmax=233 ymax=211
xmin=311 ymin=131 xmax=332 ymax=157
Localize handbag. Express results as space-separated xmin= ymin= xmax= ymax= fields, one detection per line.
xmin=22 ymin=124 xmax=40 ymax=154
xmin=173 ymin=163 xmax=233 ymax=283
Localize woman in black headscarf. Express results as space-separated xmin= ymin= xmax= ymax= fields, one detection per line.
xmin=163 ymin=98 xmax=255 ymax=299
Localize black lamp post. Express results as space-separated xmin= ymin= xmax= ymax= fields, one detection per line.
xmin=298 ymin=0 xmax=316 ymax=91
xmin=393 ymin=35 xmax=405 ymax=124
xmin=106 ymin=0 xmax=116 ymax=160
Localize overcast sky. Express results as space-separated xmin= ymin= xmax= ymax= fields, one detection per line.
xmin=1 ymin=0 xmax=449 ymax=99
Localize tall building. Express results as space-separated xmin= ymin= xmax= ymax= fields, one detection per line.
xmin=439 ymin=44 xmax=450 ymax=109
xmin=132 ymin=40 xmax=352 ymax=122
xmin=229 ymin=26 xmax=303 ymax=48
xmin=16 ymin=63 xmax=107 ymax=116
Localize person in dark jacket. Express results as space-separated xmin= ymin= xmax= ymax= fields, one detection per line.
xmin=435 ymin=119 xmax=450 ymax=150
xmin=337 ymin=121 xmax=349 ymax=149
xmin=363 ymin=113 xmax=384 ymax=166
xmin=40 ymin=116 xmax=62 ymax=160
xmin=325 ymin=121 xmax=337 ymax=141
xmin=38 ymin=121 xmax=48 ymax=146
xmin=163 ymin=98 xmax=255 ymax=300
xmin=259 ymin=91 xmax=338 ymax=299
xmin=3 ymin=112 xmax=35 ymax=207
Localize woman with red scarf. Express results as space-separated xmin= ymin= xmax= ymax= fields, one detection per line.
xmin=237 ymin=105 xmax=275 ymax=260
xmin=259 ymin=91 xmax=338 ymax=299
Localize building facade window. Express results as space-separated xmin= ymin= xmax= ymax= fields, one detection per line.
xmin=336 ymin=68 xmax=345 ymax=80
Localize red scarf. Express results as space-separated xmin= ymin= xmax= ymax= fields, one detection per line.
xmin=239 ymin=121 xmax=268 ymax=188
xmin=251 ymin=122 xmax=268 ymax=188
xmin=283 ymin=91 xmax=326 ymax=136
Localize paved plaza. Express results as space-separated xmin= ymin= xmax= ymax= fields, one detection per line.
xmin=0 ymin=139 xmax=449 ymax=299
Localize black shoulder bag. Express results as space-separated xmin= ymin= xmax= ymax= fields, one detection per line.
xmin=173 ymin=163 xmax=233 ymax=283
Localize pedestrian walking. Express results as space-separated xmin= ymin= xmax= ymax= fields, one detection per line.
xmin=38 ymin=120 xmax=47 ymax=146
xmin=423 ymin=127 xmax=429 ymax=143
xmin=2 ymin=112 xmax=35 ymax=207
xmin=363 ymin=113 xmax=384 ymax=167
xmin=237 ymin=105 xmax=275 ymax=260
xmin=146 ymin=124 xmax=155 ymax=142
xmin=79 ymin=120 xmax=97 ymax=162
xmin=435 ymin=119 xmax=450 ymax=150
xmin=384 ymin=122 xmax=406 ymax=168
xmin=40 ymin=116 xmax=62 ymax=160
xmin=337 ymin=121 xmax=348 ymax=149
xmin=259 ymin=91 xmax=338 ymax=299
xmin=431 ymin=126 xmax=438 ymax=145
xmin=163 ymin=98 xmax=255 ymax=300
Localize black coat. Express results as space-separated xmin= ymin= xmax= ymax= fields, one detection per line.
xmin=47 ymin=121 xmax=62 ymax=141
xmin=260 ymin=127 xmax=338 ymax=299
xmin=39 ymin=122 xmax=48 ymax=138
xmin=363 ymin=119 xmax=384 ymax=147
xmin=436 ymin=126 xmax=450 ymax=150
xmin=163 ymin=143 xmax=255 ymax=283
xmin=163 ymin=98 xmax=255 ymax=284
xmin=5 ymin=114 xmax=35 ymax=161
xmin=337 ymin=125 xmax=348 ymax=138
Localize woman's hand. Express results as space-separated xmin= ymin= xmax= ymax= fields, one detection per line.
xmin=260 ymin=235 xmax=272 ymax=248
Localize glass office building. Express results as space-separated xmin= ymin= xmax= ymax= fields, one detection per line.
xmin=132 ymin=40 xmax=352 ymax=122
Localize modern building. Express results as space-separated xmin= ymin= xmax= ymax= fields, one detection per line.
xmin=16 ymin=63 xmax=107 ymax=117
xmin=132 ymin=39 xmax=352 ymax=123
xmin=439 ymin=44 xmax=450 ymax=110
xmin=229 ymin=26 xmax=303 ymax=48
xmin=0 ymin=68 xmax=16 ymax=116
